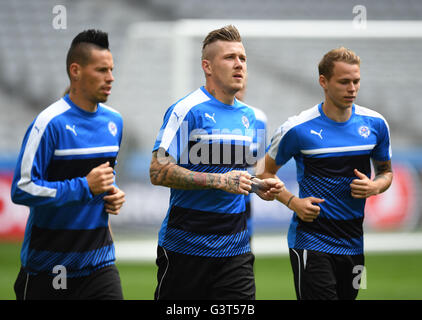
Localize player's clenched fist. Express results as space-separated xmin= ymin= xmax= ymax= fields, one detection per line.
xmin=290 ymin=197 xmax=324 ymax=222
xmin=103 ymin=186 xmax=125 ymax=215
xmin=220 ymin=170 xmax=252 ymax=195
xmin=86 ymin=162 xmax=115 ymax=195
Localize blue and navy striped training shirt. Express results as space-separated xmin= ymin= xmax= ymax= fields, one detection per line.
xmin=153 ymin=86 xmax=258 ymax=257
xmin=11 ymin=94 xmax=123 ymax=277
xmin=268 ymin=102 xmax=392 ymax=255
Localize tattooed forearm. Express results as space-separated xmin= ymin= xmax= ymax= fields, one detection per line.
xmin=374 ymin=161 xmax=392 ymax=175
xmin=207 ymin=173 xmax=221 ymax=188
xmin=374 ymin=160 xmax=393 ymax=181
xmin=192 ymin=172 xmax=207 ymax=186
xmin=150 ymin=150 xmax=249 ymax=194
xmin=150 ymin=151 xmax=223 ymax=190
xmin=374 ymin=174 xmax=388 ymax=182
xmin=372 ymin=159 xmax=393 ymax=194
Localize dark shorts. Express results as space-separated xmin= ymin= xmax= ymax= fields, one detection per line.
xmin=289 ymin=248 xmax=365 ymax=300
xmin=14 ymin=264 xmax=123 ymax=300
xmin=155 ymin=246 xmax=255 ymax=300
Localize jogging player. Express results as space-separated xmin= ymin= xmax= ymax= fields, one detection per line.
xmin=11 ymin=29 xmax=125 ymax=300
xmin=150 ymin=25 xmax=284 ymax=300
xmin=259 ymin=47 xmax=393 ymax=300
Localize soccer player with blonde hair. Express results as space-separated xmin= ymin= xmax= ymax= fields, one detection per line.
xmin=150 ymin=25 xmax=283 ymax=300
xmin=259 ymin=47 xmax=393 ymax=300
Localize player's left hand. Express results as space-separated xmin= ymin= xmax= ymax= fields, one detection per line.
xmin=350 ymin=169 xmax=379 ymax=199
xmin=103 ymin=186 xmax=126 ymax=215
xmin=252 ymin=177 xmax=285 ymax=201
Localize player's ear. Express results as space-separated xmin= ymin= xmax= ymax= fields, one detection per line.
xmin=69 ymin=62 xmax=81 ymax=82
xmin=319 ymin=74 xmax=328 ymax=89
xmin=202 ymin=59 xmax=212 ymax=77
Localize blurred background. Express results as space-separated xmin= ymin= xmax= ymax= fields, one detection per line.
xmin=0 ymin=0 xmax=421 ymax=299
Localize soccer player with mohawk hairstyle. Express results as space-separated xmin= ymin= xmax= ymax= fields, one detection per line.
xmin=11 ymin=29 xmax=125 ymax=300
xmin=150 ymin=25 xmax=284 ymax=300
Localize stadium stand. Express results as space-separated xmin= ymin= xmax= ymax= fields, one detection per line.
xmin=148 ymin=0 xmax=422 ymax=20
xmin=1 ymin=0 xmax=421 ymax=169
xmin=0 ymin=0 xmax=153 ymax=155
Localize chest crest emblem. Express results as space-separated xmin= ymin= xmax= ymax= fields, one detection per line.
xmin=242 ymin=115 xmax=249 ymax=129
xmin=358 ymin=126 xmax=370 ymax=138
xmin=108 ymin=121 xmax=117 ymax=136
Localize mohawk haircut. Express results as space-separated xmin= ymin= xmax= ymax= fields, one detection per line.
xmin=202 ymin=25 xmax=242 ymax=60
xmin=66 ymin=29 xmax=110 ymax=78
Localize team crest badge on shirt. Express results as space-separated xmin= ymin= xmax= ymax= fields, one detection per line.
xmin=242 ymin=116 xmax=249 ymax=129
xmin=108 ymin=121 xmax=117 ymax=136
xmin=358 ymin=126 xmax=370 ymax=138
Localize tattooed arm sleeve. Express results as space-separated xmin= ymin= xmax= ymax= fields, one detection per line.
xmin=149 ymin=149 xmax=250 ymax=195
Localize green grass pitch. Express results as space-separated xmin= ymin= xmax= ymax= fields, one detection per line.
xmin=1 ymin=242 xmax=421 ymax=300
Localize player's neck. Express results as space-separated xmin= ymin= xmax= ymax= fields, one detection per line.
xmin=204 ymin=84 xmax=235 ymax=106
xmin=322 ymin=99 xmax=352 ymax=123
xmin=69 ymin=88 xmax=98 ymax=113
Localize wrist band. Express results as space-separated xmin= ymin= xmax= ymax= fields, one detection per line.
xmin=286 ymin=195 xmax=295 ymax=208
xmin=250 ymin=176 xmax=259 ymax=193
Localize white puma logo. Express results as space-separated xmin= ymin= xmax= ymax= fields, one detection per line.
xmin=310 ymin=129 xmax=323 ymax=139
xmin=205 ymin=112 xmax=216 ymax=123
xmin=66 ymin=124 xmax=77 ymax=136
